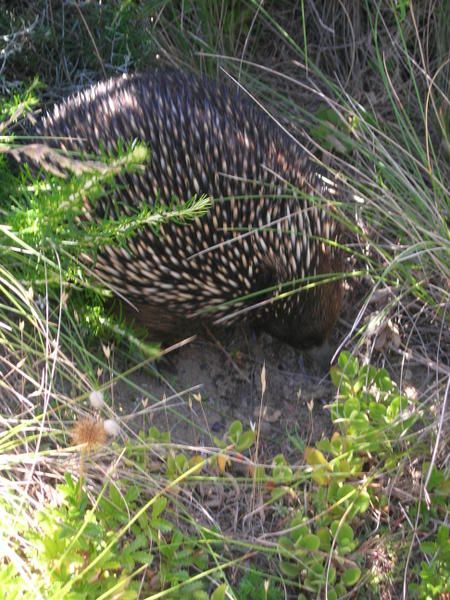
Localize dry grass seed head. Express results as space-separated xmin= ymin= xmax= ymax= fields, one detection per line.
xmin=71 ymin=418 xmax=107 ymax=451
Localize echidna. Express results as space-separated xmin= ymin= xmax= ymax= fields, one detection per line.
xmin=33 ymin=69 xmax=343 ymax=349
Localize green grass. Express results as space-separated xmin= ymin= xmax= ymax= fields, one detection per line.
xmin=0 ymin=1 xmax=449 ymax=598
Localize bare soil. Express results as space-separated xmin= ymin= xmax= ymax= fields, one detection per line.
xmin=114 ymin=327 xmax=336 ymax=459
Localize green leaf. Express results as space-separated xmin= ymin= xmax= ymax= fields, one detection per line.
xmin=359 ymin=365 xmax=377 ymax=385
xmin=338 ymin=351 xmax=350 ymax=369
xmin=330 ymin=433 xmax=346 ymax=456
xmin=211 ymin=583 xmax=228 ymax=600
xmin=436 ymin=477 xmax=450 ymax=498
xmin=290 ymin=524 xmax=309 ymax=543
xmin=421 ymin=541 xmax=436 ymax=554
xmin=352 ymin=379 xmax=363 ymax=394
xmin=236 ymin=430 xmax=255 ymax=451
xmin=347 ymin=412 xmax=370 ymax=434
xmin=151 ymin=518 xmax=173 ymax=532
xmin=272 ymin=454 xmax=293 ymax=480
xmin=228 ymin=420 xmax=243 ymax=442
xmin=297 ymin=533 xmax=320 ymax=551
xmin=340 ymin=380 xmax=352 ymax=396
xmin=270 ymin=486 xmax=288 ymax=501
xmin=375 ymin=369 xmax=393 ymax=392
xmin=437 ymin=525 xmax=449 ymax=547
xmin=108 ymin=482 xmax=121 ymax=504
xmin=175 ymin=453 xmax=188 ymax=472
xmin=125 ymin=485 xmax=140 ymax=503
xmin=336 ymin=484 xmax=355 ymax=503
xmin=342 ymin=566 xmax=361 ymax=587
xmin=344 ymin=355 xmax=359 ymax=379
xmin=152 ymin=496 xmax=167 ymax=520
xmin=133 ymin=551 xmax=153 ymax=564
xmin=422 ymin=464 xmax=444 ymax=489
xmin=316 ymin=438 xmax=332 ymax=453
xmin=280 ymin=560 xmax=300 ymax=577
xmin=386 ymin=395 xmax=408 ymax=419
xmin=279 ymin=535 xmax=294 ymax=551
xmin=317 ymin=527 xmax=331 ymax=551
xmin=369 ymin=401 xmax=386 ymax=421
xmin=331 ymin=521 xmax=354 ymax=546
xmin=354 ymin=491 xmax=370 ymax=514
xmin=344 ymin=397 xmax=360 ymax=418
xmin=330 ymin=366 xmax=344 ymax=388
xmin=304 ymin=447 xmax=329 ymax=467
xmin=304 ymin=447 xmax=331 ymax=485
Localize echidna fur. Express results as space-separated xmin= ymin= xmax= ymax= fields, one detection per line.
xmin=35 ymin=69 xmax=343 ymax=349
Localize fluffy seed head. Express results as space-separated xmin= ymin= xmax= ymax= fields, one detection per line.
xmin=89 ymin=389 xmax=105 ymax=410
xmin=71 ymin=418 xmax=106 ymax=450
xmin=36 ymin=69 xmax=343 ymax=349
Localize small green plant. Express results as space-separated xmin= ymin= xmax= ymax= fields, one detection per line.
xmin=276 ymin=503 xmax=364 ymax=598
xmin=215 ymin=419 xmax=256 ymax=453
xmin=326 ymin=351 xmax=418 ymax=471
xmin=0 ymin=471 xmax=214 ymax=598
xmin=1 ymin=473 xmax=150 ymax=598
xmin=274 ymin=351 xmax=443 ymax=597
xmin=408 ymin=464 xmax=450 ymax=599
xmin=237 ymin=571 xmax=284 ymax=600
xmin=0 ymin=78 xmax=40 ymax=126
xmin=409 ymin=525 xmax=450 ymax=599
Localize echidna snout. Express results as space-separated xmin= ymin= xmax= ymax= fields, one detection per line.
xmin=33 ymin=69 xmax=343 ymax=349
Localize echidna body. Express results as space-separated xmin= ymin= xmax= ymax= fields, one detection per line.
xmin=36 ymin=70 xmax=343 ymax=348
